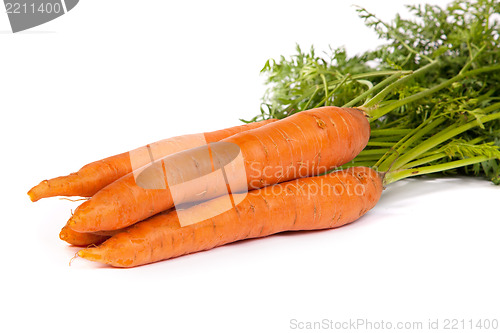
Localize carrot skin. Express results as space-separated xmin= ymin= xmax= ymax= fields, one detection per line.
xmin=60 ymin=211 xmax=174 ymax=246
xmin=59 ymin=224 xmax=123 ymax=247
xmin=69 ymin=106 xmax=371 ymax=233
xmin=59 ymin=225 xmax=111 ymax=247
xmin=78 ymin=167 xmax=383 ymax=267
xmin=27 ymin=119 xmax=276 ymax=202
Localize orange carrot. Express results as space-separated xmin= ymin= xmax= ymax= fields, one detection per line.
xmin=68 ymin=106 xmax=370 ymax=233
xmin=59 ymin=225 xmax=120 ymax=247
xmin=59 ymin=225 xmax=110 ymax=247
xmin=78 ymin=167 xmax=383 ymax=267
xmin=27 ymin=119 xmax=276 ymax=202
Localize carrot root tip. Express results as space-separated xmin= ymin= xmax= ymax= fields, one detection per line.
xmin=77 ymin=248 xmax=103 ymax=264
xmin=27 ymin=189 xmax=39 ymax=202
xmin=69 ymin=252 xmax=79 ymax=266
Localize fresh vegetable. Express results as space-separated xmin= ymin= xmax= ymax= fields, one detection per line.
xmin=27 ymin=119 xmax=276 ymax=202
xmin=77 ymin=102 xmax=500 ymax=266
xmin=28 ymin=0 xmax=499 ymax=268
xmin=77 ymin=166 xmax=383 ymax=267
xmin=77 ymin=0 xmax=500 ymax=267
xmin=59 ymin=225 xmax=118 ymax=247
xmin=67 ymin=106 xmax=371 ymax=233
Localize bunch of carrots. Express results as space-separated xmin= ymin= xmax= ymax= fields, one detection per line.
xmin=28 ymin=100 xmax=498 ymax=268
xmin=28 ymin=0 xmax=499 ymax=268
xmin=29 ymin=107 xmax=383 ymax=267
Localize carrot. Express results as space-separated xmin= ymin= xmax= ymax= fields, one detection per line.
xmin=59 ymin=225 xmax=110 ymax=247
xmin=59 ymin=225 xmax=120 ymax=247
xmin=77 ymin=166 xmax=383 ymax=267
xmin=67 ymin=106 xmax=370 ymax=233
xmin=27 ymin=119 xmax=276 ymax=202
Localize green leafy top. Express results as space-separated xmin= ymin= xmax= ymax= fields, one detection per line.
xmin=248 ymin=0 xmax=500 ymax=184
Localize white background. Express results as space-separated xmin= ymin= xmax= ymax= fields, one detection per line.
xmin=1 ymin=1 xmax=499 ymax=332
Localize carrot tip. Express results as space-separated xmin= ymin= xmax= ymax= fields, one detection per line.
xmin=27 ymin=180 xmax=53 ymax=202
xmin=27 ymin=189 xmax=39 ymax=202
xmin=69 ymin=252 xmax=79 ymax=266
xmin=77 ymin=249 xmax=103 ymax=263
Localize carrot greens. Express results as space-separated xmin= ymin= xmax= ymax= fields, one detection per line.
xmin=251 ymin=0 xmax=500 ymax=184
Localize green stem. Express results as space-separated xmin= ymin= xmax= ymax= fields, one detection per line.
xmin=459 ymin=44 xmax=486 ymax=75
xmin=362 ymin=61 xmax=439 ymax=110
xmin=377 ymin=117 xmax=446 ymax=170
xmin=366 ymin=141 xmax=400 ymax=147
xmin=320 ymin=74 xmax=329 ymax=106
xmin=348 ymin=70 xmax=411 ymax=80
xmin=384 ymin=156 xmax=494 ymax=185
xmin=314 ymin=74 xmax=350 ymax=108
xmin=358 ymin=149 xmax=389 ymax=157
xmin=367 ymin=63 xmax=500 ymax=120
xmin=370 ymin=128 xmax=412 ymax=136
xmin=314 ymin=70 xmax=409 ymax=93
xmin=413 ymin=137 xmax=485 ymax=160
xmin=303 ymin=86 xmax=319 ymax=111
xmin=373 ymin=135 xmax=411 ymax=142
xmin=391 ymin=107 xmax=500 ymax=170
xmin=351 ymin=156 xmax=385 ymax=162
xmin=343 ymin=160 xmax=380 ymax=167
xmin=342 ymin=71 xmax=409 ymax=108
xmin=402 ymin=153 xmax=447 ymax=169
xmin=375 ymin=116 xmax=412 ymax=129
